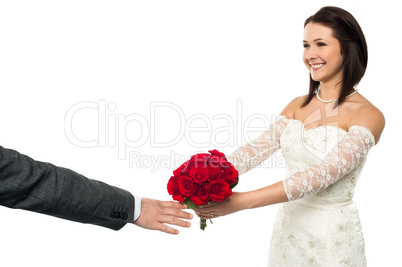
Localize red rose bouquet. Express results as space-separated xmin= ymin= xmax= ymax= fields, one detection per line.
xmin=167 ymin=149 xmax=239 ymax=230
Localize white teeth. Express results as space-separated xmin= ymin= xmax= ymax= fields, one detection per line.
xmin=311 ymin=63 xmax=324 ymax=68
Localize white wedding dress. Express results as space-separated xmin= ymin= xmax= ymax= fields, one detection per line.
xmin=228 ymin=115 xmax=375 ymax=266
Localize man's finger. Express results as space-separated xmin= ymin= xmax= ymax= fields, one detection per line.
xmin=157 ymin=223 xmax=179 ymax=235
xmin=163 ymin=201 xmax=187 ymax=209
xmin=163 ymin=208 xmax=193 ymax=220
xmin=159 ymin=214 xmax=191 ymax=228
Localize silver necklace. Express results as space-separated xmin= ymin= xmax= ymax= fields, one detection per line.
xmin=315 ymin=87 xmax=358 ymax=103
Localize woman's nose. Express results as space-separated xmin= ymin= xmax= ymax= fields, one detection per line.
xmin=305 ymin=47 xmax=317 ymax=61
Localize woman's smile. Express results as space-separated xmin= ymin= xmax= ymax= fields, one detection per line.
xmin=309 ymin=62 xmax=326 ymax=71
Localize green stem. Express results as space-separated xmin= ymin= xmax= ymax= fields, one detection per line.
xmin=200 ymin=219 xmax=207 ymax=230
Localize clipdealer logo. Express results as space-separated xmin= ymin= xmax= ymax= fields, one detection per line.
xmin=64 ymin=100 xmax=286 ymax=171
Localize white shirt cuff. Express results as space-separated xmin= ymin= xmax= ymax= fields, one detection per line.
xmin=133 ymin=194 xmax=142 ymax=222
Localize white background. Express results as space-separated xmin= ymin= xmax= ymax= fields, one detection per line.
xmin=0 ymin=0 xmax=400 ymax=266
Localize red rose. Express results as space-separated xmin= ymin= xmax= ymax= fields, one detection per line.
xmin=209 ymin=150 xmax=227 ymax=169
xmin=209 ymin=178 xmax=232 ymax=202
xmin=220 ymin=160 xmax=232 ymax=168
xmin=208 ymin=149 xmax=226 ymax=158
xmin=209 ymin=155 xmax=223 ymax=168
xmin=173 ymin=161 xmax=192 ymax=176
xmin=178 ymin=175 xmax=194 ymax=198
xmin=221 ymin=165 xmax=239 ymax=185
xmin=190 ymin=153 xmax=210 ymax=169
xmin=189 ymin=166 xmax=209 ymax=183
xmin=190 ymin=153 xmax=210 ymax=162
xmin=205 ymin=164 xmax=221 ymax=180
xmin=167 ymin=176 xmax=185 ymax=202
xmin=190 ymin=184 xmax=210 ymax=206
xmin=167 ymin=149 xmax=239 ymax=230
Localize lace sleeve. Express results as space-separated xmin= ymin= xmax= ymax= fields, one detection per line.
xmin=282 ymin=125 xmax=376 ymax=201
xmin=227 ymin=115 xmax=289 ymax=175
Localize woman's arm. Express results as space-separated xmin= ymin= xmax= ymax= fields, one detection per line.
xmin=197 ymin=118 xmax=381 ymax=218
xmin=226 ymin=115 xmax=288 ymax=176
xmin=226 ymin=95 xmax=305 ymax=176
xmin=195 ymin=182 xmax=287 ymax=218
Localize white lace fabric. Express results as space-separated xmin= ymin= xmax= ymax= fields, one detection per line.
xmin=283 ymin=124 xmax=375 ymax=201
xmin=227 ymin=115 xmax=375 ymax=266
xmin=227 ymin=115 xmax=288 ymax=176
xmin=227 ymin=115 xmax=375 ymax=202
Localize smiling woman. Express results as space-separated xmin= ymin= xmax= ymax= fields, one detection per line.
xmin=303 ymin=23 xmax=344 ymax=91
xmin=195 ymin=6 xmax=385 ymax=266
xmin=301 ymin=6 xmax=368 ymax=107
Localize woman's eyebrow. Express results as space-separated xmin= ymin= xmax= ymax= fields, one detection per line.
xmin=303 ymin=38 xmax=328 ymax=43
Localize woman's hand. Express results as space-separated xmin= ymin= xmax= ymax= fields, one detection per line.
xmin=195 ymin=192 xmax=247 ymax=219
xmin=194 ymin=182 xmax=288 ymax=220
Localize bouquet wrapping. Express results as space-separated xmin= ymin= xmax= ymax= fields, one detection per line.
xmin=167 ymin=149 xmax=239 ymax=230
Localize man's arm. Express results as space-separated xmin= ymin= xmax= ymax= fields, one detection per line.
xmin=0 ymin=145 xmax=192 ymax=233
xmin=0 ymin=145 xmax=135 ymax=230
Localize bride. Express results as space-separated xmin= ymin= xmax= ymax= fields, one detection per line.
xmin=195 ymin=6 xmax=384 ymax=266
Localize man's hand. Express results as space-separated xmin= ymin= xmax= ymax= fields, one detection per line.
xmin=134 ymin=198 xmax=192 ymax=235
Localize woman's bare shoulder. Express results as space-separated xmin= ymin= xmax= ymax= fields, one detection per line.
xmin=348 ymin=96 xmax=385 ymax=144
xmin=280 ymin=95 xmax=308 ymax=119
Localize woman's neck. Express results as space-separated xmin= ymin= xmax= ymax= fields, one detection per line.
xmin=318 ymin=82 xmax=342 ymax=100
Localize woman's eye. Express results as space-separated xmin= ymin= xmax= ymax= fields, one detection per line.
xmin=317 ymin=42 xmax=326 ymax=47
xmin=303 ymin=44 xmax=310 ymax=48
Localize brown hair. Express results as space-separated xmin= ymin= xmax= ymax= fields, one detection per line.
xmin=301 ymin=6 xmax=368 ymax=107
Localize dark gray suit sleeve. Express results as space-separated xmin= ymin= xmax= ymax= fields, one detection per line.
xmin=0 ymin=145 xmax=135 ymax=230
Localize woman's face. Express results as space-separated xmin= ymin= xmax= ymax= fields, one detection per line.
xmin=303 ymin=23 xmax=344 ymax=86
